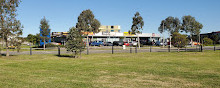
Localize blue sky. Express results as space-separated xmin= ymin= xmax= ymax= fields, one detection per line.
xmin=17 ymin=0 xmax=220 ymax=37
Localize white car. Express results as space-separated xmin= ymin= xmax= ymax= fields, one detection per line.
xmin=129 ymin=41 xmax=137 ymax=46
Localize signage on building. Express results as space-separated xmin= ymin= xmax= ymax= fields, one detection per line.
xmin=152 ymin=33 xmax=155 ymax=37
xmin=124 ymin=32 xmax=135 ymax=36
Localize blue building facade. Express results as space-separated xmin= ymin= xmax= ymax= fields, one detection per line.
xmin=40 ymin=29 xmax=51 ymax=46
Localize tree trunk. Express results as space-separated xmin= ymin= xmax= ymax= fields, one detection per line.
xmin=191 ymin=38 xmax=193 ymax=47
xmin=6 ymin=40 xmax=9 ymax=57
xmin=92 ymin=35 xmax=94 ymax=42
xmin=87 ymin=35 xmax=89 ymax=55
xmin=44 ymin=39 xmax=46 ymax=51
xmin=163 ymin=33 xmax=165 ymax=48
xmin=138 ymin=35 xmax=140 ymax=49
xmin=169 ymin=35 xmax=172 ymax=48
xmin=74 ymin=51 xmax=77 ymax=58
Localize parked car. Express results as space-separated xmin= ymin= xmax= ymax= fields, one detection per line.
xmin=130 ymin=41 xmax=138 ymax=46
xmin=90 ymin=41 xmax=104 ymax=46
xmin=104 ymin=42 xmax=113 ymax=46
xmin=113 ymin=41 xmax=124 ymax=46
xmin=160 ymin=42 xmax=167 ymax=46
xmin=124 ymin=42 xmax=130 ymax=46
xmin=155 ymin=41 xmax=161 ymax=46
xmin=140 ymin=40 xmax=147 ymax=45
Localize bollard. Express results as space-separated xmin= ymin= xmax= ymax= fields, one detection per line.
xmin=58 ymin=46 xmax=60 ymax=56
xmin=130 ymin=47 xmax=132 ymax=53
xmin=135 ymin=46 xmax=137 ymax=53
xmin=150 ymin=46 xmax=152 ymax=52
xmin=112 ymin=45 xmax=114 ymax=54
xmin=30 ymin=47 xmax=32 ymax=55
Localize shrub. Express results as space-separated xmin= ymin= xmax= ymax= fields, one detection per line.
xmin=172 ymin=32 xmax=187 ymax=48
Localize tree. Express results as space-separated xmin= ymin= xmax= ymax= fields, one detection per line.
xmin=211 ymin=34 xmax=219 ymax=44
xmin=65 ymin=27 xmax=85 ymax=58
xmin=35 ymin=33 xmax=41 ymax=46
xmin=0 ymin=0 xmax=23 ymax=56
xmin=131 ymin=12 xmax=144 ymax=34
xmin=26 ymin=34 xmax=35 ymax=45
xmin=158 ymin=20 xmax=165 ymax=47
xmin=26 ymin=33 xmax=40 ymax=46
xmin=160 ymin=16 xmax=181 ymax=48
xmin=76 ymin=9 xmax=101 ymax=55
xmin=172 ymin=32 xmax=188 ymax=52
xmin=181 ymin=15 xmax=203 ymax=47
xmin=39 ymin=17 xmax=50 ymax=50
xmin=203 ymin=37 xmax=213 ymax=46
xmin=130 ymin=12 xmax=144 ymax=49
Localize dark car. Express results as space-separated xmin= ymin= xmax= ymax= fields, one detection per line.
xmin=140 ymin=40 xmax=147 ymax=45
xmin=104 ymin=42 xmax=113 ymax=46
xmin=113 ymin=41 xmax=124 ymax=46
xmin=155 ymin=41 xmax=160 ymax=46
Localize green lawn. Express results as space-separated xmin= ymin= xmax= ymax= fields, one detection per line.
xmin=0 ymin=51 xmax=220 ymax=88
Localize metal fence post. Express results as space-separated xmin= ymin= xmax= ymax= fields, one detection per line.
xmin=150 ymin=46 xmax=152 ymax=52
xmin=130 ymin=47 xmax=132 ymax=53
xmin=58 ymin=46 xmax=60 ymax=56
xmin=200 ymin=45 xmax=203 ymax=52
xmin=112 ymin=45 xmax=114 ymax=54
xmin=135 ymin=45 xmax=137 ymax=53
xmin=185 ymin=47 xmax=187 ymax=52
xmin=214 ymin=45 xmax=216 ymax=51
xmin=30 ymin=47 xmax=32 ymax=55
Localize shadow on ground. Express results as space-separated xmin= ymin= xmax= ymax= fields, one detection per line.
xmin=0 ymin=54 xmax=17 ymax=56
xmin=55 ymin=55 xmax=77 ymax=58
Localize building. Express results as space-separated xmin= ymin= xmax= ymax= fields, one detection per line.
xmin=40 ymin=29 xmax=51 ymax=46
xmin=200 ymin=31 xmax=220 ymax=44
xmin=99 ymin=25 xmax=121 ymax=32
xmin=51 ymin=25 xmax=161 ymax=45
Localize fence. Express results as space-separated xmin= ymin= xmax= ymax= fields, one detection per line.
xmin=1 ymin=45 xmax=219 ymax=56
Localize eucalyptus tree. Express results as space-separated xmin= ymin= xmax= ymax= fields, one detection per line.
xmin=39 ymin=17 xmax=50 ymax=50
xmin=76 ymin=9 xmax=101 ymax=55
xmin=130 ymin=12 xmax=144 ymax=49
xmin=181 ymin=15 xmax=203 ymax=46
xmin=65 ymin=27 xmax=85 ymax=58
xmin=0 ymin=0 xmax=23 ymax=56
xmin=158 ymin=20 xmax=165 ymax=47
xmin=159 ymin=16 xmax=181 ymax=47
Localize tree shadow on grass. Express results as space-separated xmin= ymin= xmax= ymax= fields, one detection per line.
xmin=0 ymin=54 xmax=17 ymax=56
xmin=55 ymin=55 xmax=76 ymax=58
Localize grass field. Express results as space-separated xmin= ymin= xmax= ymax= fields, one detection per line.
xmin=0 ymin=51 xmax=220 ymax=88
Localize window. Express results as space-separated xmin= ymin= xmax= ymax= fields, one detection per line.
xmin=111 ymin=26 xmax=114 ymax=29
xmin=111 ymin=30 xmax=114 ymax=32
